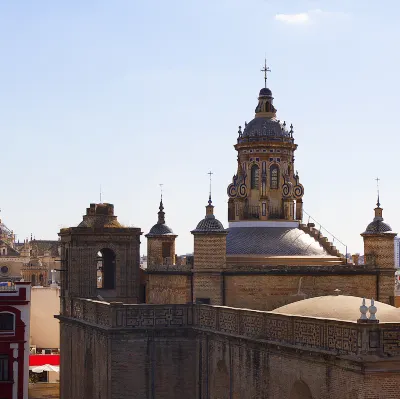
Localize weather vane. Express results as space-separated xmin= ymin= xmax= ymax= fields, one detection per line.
xmin=261 ymin=59 xmax=271 ymax=88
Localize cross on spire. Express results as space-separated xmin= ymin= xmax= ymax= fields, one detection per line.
xmin=159 ymin=183 xmax=163 ymax=201
xmin=261 ymin=59 xmax=271 ymax=88
xmin=375 ymin=177 xmax=380 ymax=207
xmin=208 ymin=171 xmax=213 ymax=205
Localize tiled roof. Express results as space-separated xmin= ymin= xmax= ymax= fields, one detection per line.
xmin=363 ymin=219 xmax=392 ymax=235
xmin=146 ymin=223 xmax=175 ymax=237
xmin=226 ymin=227 xmax=329 ymax=256
xmin=31 ymin=240 xmax=60 ymax=256
xmin=192 ymin=215 xmax=227 ymax=234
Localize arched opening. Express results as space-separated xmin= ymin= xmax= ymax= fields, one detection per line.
xmin=31 ymin=274 xmax=36 ymax=286
xmin=39 ymin=274 xmax=44 ymax=285
xmin=251 ymin=164 xmax=259 ymax=189
xmin=289 ymin=380 xmax=313 ymax=399
xmin=270 ymin=165 xmax=280 ymax=189
xmin=97 ymin=248 xmax=116 ymax=289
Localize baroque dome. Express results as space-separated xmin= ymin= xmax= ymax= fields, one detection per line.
xmin=241 ymin=117 xmax=290 ymax=141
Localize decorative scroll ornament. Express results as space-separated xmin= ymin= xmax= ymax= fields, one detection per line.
xmin=282 ymin=180 xmax=293 ymax=198
xmin=227 ymin=163 xmax=247 ymax=199
xmin=293 ymin=184 xmax=304 ymax=199
xmin=293 ymin=171 xmax=304 ymax=199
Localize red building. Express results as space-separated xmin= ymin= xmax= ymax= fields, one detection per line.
xmin=0 ymin=282 xmax=31 ymax=399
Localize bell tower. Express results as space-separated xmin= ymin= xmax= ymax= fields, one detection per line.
xmin=227 ymin=61 xmax=304 ymax=223
xmin=58 ymin=203 xmax=142 ymax=312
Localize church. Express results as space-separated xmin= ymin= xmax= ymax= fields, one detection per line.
xmin=56 ymin=69 xmax=400 ymax=399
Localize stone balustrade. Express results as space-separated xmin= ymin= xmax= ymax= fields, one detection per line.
xmin=61 ymin=298 xmax=400 ymax=358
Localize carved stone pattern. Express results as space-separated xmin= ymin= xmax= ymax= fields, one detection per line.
xmin=198 ymin=306 xmax=217 ymax=329
xmin=84 ymin=301 xmax=96 ymax=324
xmin=294 ymin=321 xmax=323 ymax=347
xmin=240 ymin=314 xmax=263 ymax=338
xmin=72 ymin=300 xmax=83 ymax=319
xmin=96 ymin=306 xmax=110 ymax=326
xmin=382 ymin=329 xmax=400 ymax=356
xmin=327 ymin=325 xmax=358 ymax=354
xmin=122 ymin=306 xmax=188 ymax=328
xmin=219 ymin=310 xmax=239 ymax=334
xmin=265 ymin=318 xmax=290 ymax=342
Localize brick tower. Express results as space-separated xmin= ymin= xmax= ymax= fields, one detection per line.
xmin=58 ymin=203 xmax=142 ymax=310
xmin=191 ymin=196 xmax=228 ymax=304
xmin=361 ymin=196 xmax=397 ymax=304
xmin=145 ymin=197 xmax=177 ymax=267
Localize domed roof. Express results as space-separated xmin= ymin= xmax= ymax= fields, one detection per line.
xmin=259 ymin=87 xmax=272 ymax=97
xmin=363 ymin=219 xmax=392 ymax=234
xmin=272 ymin=295 xmax=400 ymax=323
xmin=240 ymin=117 xmax=292 ymax=142
xmin=146 ymin=223 xmax=175 ymax=237
xmin=362 ymin=200 xmax=394 ymax=235
xmin=191 ymin=198 xmax=227 ymax=234
xmin=193 ymin=214 xmax=225 ymax=233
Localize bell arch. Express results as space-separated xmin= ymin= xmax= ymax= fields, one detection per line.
xmin=96 ymin=248 xmax=116 ymax=290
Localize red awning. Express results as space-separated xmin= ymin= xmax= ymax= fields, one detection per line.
xmin=29 ymin=354 xmax=60 ymax=366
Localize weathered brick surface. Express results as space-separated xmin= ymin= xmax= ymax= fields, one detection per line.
xmin=194 ymin=236 xmax=226 ymax=270
xmin=147 ymin=237 xmax=176 ymax=267
xmin=146 ymin=274 xmax=191 ymax=304
xmin=194 ymin=273 xmax=222 ymax=304
xmin=225 ymin=274 xmax=377 ymax=310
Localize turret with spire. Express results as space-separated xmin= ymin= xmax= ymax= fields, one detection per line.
xmin=145 ymin=189 xmax=177 ymax=268
xmin=361 ymin=182 xmax=397 ymax=304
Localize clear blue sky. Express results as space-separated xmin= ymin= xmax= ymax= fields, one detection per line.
xmin=1 ymin=0 xmax=399 ymax=256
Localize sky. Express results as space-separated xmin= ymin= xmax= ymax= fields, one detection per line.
xmin=1 ymin=0 xmax=399 ymax=256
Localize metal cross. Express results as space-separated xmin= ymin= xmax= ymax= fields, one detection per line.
xmin=208 ymin=171 xmax=213 ymax=198
xmin=261 ymin=59 xmax=271 ymax=88
xmin=159 ymin=183 xmax=163 ymax=200
xmin=375 ymin=177 xmax=380 ymax=206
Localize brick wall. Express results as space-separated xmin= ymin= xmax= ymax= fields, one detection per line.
xmin=193 ymin=273 xmax=222 ymax=305
xmin=193 ymin=235 xmax=226 ymax=270
xmin=225 ymin=274 xmax=377 ymax=311
xmin=147 ymin=237 xmax=176 ymax=267
xmin=146 ymin=274 xmax=191 ymax=304
xmin=364 ymin=235 xmax=395 ymax=269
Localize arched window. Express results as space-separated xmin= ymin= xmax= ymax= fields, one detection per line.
xmin=97 ymin=248 xmax=116 ymax=290
xmin=270 ymin=165 xmax=279 ymax=189
xmin=251 ymin=165 xmax=259 ymax=189
xmin=0 ymin=312 xmax=14 ymax=333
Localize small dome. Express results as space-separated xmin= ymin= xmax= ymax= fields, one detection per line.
xmin=363 ymin=218 xmax=392 ymax=234
xmin=192 ymin=214 xmax=226 ymax=233
xmin=259 ymin=87 xmax=272 ymax=97
xmin=272 ymin=295 xmax=400 ymax=322
xmin=146 ymin=223 xmax=175 ymax=237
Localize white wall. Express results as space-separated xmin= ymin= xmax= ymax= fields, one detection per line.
xmin=30 ymin=286 xmax=60 ymax=349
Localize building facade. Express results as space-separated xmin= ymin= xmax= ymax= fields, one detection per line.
xmin=0 ymin=282 xmax=31 ymax=399
xmin=57 ymin=73 xmax=400 ymax=398
xmin=0 ymin=218 xmax=60 ymax=286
